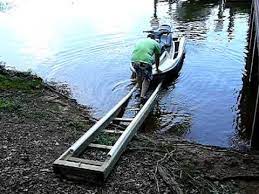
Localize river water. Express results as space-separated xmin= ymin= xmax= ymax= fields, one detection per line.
xmin=0 ymin=0 xmax=251 ymax=148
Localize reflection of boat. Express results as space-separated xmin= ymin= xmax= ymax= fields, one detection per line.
xmin=130 ymin=24 xmax=185 ymax=80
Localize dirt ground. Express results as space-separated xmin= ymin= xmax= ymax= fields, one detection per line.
xmin=1 ymin=66 xmax=259 ymax=194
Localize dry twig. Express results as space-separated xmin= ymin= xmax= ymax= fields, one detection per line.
xmin=157 ymin=165 xmax=183 ymax=194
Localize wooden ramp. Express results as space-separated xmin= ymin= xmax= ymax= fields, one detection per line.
xmin=53 ymin=82 xmax=163 ymax=183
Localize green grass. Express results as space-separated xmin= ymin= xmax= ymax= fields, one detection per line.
xmin=0 ymin=74 xmax=43 ymax=91
xmin=0 ymin=98 xmax=19 ymax=111
xmin=67 ymin=120 xmax=88 ymax=130
xmin=93 ymin=133 xmax=118 ymax=146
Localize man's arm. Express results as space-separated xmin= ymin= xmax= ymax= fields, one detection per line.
xmin=155 ymin=53 xmax=160 ymax=71
xmin=154 ymin=42 xmax=161 ymax=72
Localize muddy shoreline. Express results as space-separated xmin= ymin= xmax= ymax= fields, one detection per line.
xmin=1 ymin=66 xmax=259 ymax=193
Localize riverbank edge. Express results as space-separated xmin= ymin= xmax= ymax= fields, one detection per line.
xmin=1 ymin=65 xmax=259 ymax=193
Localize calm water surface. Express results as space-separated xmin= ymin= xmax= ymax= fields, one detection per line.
xmin=0 ymin=0 xmax=250 ymax=147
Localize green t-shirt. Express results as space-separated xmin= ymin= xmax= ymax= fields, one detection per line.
xmin=131 ymin=38 xmax=161 ymax=65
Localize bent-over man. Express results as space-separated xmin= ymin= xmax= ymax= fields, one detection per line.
xmin=131 ymin=34 xmax=161 ymax=104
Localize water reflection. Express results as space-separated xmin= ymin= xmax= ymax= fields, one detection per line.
xmin=0 ymin=1 xmax=11 ymax=12
xmin=173 ymin=0 xmax=218 ymax=40
xmin=214 ymin=0 xmax=225 ymax=32
xmin=175 ymin=0 xmax=218 ymax=22
xmin=150 ymin=0 xmax=159 ymax=29
xmin=234 ymin=60 xmax=253 ymax=148
xmin=143 ymin=79 xmax=193 ymax=136
xmin=223 ymin=1 xmax=251 ymax=149
xmin=234 ymin=7 xmax=258 ymax=148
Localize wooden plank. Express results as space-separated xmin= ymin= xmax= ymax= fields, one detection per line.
xmin=249 ymin=0 xmax=259 ymax=150
xmin=67 ymin=157 xmax=104 ymax=166
xmin=88 ymin=143 xmax=113 ymax=150
xmin=126 ymin=107 xmax=140 ymax=111
xmin=103 ymin=129 xmax=124 ymax=134
xmin=53 ymin=159 xmax=105 ymax=183
xmin=113 ymin=117 xmax=134 ymax=122
xmin=249 ymin=10 xmax=254 ymax=51
xmin=251 ymin=85 xmax=259 ymax=149
xmin=58 ymin=149 xmax=73 ymax=160
xmin=109 ymin=122 xmax=126 ymax=130
xmin=249 ymin=36 xmax=257 ymax=82
xmin=54 ymin=159 xmax=102 ymax=171
xmin=254 ymin=0 xmax=259 ymax=54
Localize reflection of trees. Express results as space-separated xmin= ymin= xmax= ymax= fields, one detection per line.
xmin=214 ymin=0 xmax=225 ymax=32
xmin=175 ymin=0 xmax=218 ymax=22
xmin=227 ymin=5 xmax=235 ymax=40
xmin=150 ymin=0 xmax=250 ymax=34
xmin=150 ymin=0 xmax=160 ymax=29
xmin=154 ymin=0 xmax=158 ymax=18
xmin=0 ymin=2 xmax=11 ymax=12
xmin=173 ymin=0 xmax=219 ymax=40
xmin=151 ymin=0 xmax=216 ymax=37
xmin=150 ymin=0 xmax=176 ymax=30
xmin=230 ymin=1 xmax=251 ymax=142
xmin=236 ymin=23 xmax=258 ymax=143
xmin=225 ymin=1 xmax=251 ymax=14
xmin=225 ymin=2 xmax=250 ymax=41
xmin=236 ymin=56 xmax=257 ymax=142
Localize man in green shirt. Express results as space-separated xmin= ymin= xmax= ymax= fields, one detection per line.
xmin=131 ymin=34 xmax=161 ymax=104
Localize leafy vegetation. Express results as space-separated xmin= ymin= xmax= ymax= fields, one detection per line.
xmin=0 ymin=98 xmax=19 ymax=111
xmin=94 ymin=132 xmax=119 ymax=146
xmin=0 ymin=74 xmax=43 ymax=91
xmin=67 ymin=120 xmax=88 ymax=130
